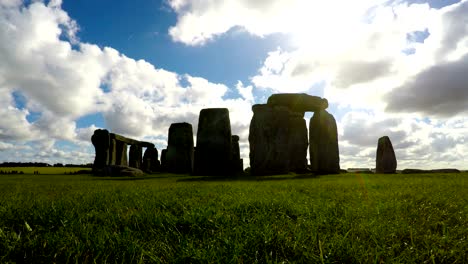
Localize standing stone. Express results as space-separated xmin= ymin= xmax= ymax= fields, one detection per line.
xmin=194 ymin=108 xmax=232 ymax=176
xmin=129 ymin=145 xmax=143 ymax=169
xmin=231 ymin=135 xmax=243 ymax=174
xmin=109 ymin=138 xmax=117 ymax=165
xmin=166 ymin=122 xmax=194 ymax=173
xmin=142 ymin=146 xmax=160 ymax=172
xmin=91 ymin=129 xmax=110 ymax=171
xmin=160 ymin=149 xmax=168 ymax=171
xmin=115 ymin=141 xmax=128 ymax=166
xmin=309 ymin=110 xmax=340 ymax=174
xmin=376 ymin=136 xmax=397 ymax=173
xmin=249 ymin=104 xmax=291 ymax=175
xmin=289 ymin=112 xmax=309 ymax=173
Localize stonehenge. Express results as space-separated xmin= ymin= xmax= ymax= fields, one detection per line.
xmin=165 ymin=122 xmax=194 ymax=173
xmin=91 ymin=93 xmax=340 ymax=177
xmin=231 ymin=135 xmax=243 ymax=174
xmin=376 ymin=136 xmax=397 ymax=173
xmin=91 ymin=129 xmax=157 ymax=175
xmin=249 ymin=93 xmax=340 ymax=175
xmin=309 ymin=110 xmax=340 ymax=174
xmin=194 ymin=108 xmax=233 ymax=176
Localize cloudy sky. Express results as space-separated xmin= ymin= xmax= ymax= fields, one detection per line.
xmin=0 ymin=0 xmax=467 ymax=169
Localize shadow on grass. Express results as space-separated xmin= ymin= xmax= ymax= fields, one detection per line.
xmin=90 ymin=173 xmax=188 ymax=181
xmin=177 ymin=173 xmax=320 ymax=182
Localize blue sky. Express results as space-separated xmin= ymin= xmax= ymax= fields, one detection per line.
xmin=0 ymin=0 xmax=467 ymax=169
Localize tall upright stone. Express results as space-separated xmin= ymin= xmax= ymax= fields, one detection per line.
xmin=309 ymin=110 xmax=340 ymax=174
xmin=160 ymin=149 xmax=168 ymax=172
xmin=194 ymin=108 xmax=232 ymax=176
xmin=249 ymin=104 xmax=291 ymax=175
xmin=91 ymin=129 xmax=111 ymax=171
xmin=376 ymin=136 xmax=397 ymax=173
xmin=109 ymin=138 xmax=117 ymax=165
xmin=129 ymin=145 xmax=143 ymax=169
xmin=115 ymin=141 xmax=128 ymax=166
xmin=142 ymin=146 xmax=160 ymax=172
xmin=289 ymin=112 xmax=309 ymax=173
xmin=231 ymin=135 xmax=243 ymax=174
xmin=166 ymin=122 xmax=194 ymax=173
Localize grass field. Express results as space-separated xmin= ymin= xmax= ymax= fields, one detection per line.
xmin=0 ymin=171 xmax=466 ymax=263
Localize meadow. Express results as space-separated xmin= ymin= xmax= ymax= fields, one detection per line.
xmin=0 ymin=170 xmax=466 ymax=263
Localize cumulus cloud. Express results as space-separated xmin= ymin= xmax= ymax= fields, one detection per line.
xmin=0 ymin=1 xmax=254 ymax=164
xmin=385 ymin=53 xmax=468 ymax=116
xmin=338 ymin=111 xmax=468 ymax=169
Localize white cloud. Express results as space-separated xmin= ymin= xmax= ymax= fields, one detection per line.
xmin=0 ymin=0 xmax=467 ymax=170
xmin=0 ymin=1 xmax=255 ymax=165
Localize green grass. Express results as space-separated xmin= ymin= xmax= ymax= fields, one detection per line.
xmin=0 ymin=172 xmax=466 ymax=263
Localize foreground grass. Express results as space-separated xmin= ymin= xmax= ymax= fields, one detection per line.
xmin=0 ymin=172 xmax=466 ymax=263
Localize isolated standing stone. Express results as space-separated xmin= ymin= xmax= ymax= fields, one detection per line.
xmin=142 ymin=146 xmax=160 ymax=172
xmin=166 ymin=122 xmax=194 ymax=173
xmin=267 ymin=93 xmax=328 ymax=112
xmin=309 ymin=110 xmax=340 ymax=174
xmin=288 ymin=112 xmax=309 ymax=173
xmin=194 ymin=108 xmax=232 ymax=176
xmin=129 ymin=145 xmax=143 ymax=169
xmin=91 ymin=129 xmax=111 ymax=170
xmin=376 ymin=136 xmax=397 ymax=173
xmin=249 ymin=104 xmax=291 ymax=175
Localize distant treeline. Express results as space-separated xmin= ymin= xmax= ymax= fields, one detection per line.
xmin=0 ymin=162 xmax=92 ymax=168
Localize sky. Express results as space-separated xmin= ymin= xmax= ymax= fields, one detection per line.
xmin=0 ymin=0 xmax=467 ymax=169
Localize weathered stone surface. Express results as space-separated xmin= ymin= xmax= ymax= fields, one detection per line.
xmin=231 ymin=135 xmax=243 ymax=174
xmin=166 ymin=122 xmax=194 ymax=173
xmin=376 ymin=136 xmax=397 ymax=173
xmin=267 ymin=93 xmax=328 ymax=113
xmin=91 ymin=129 xmax=110 ymax=170
xmin=142 ymin=146 xmax=160 ymax=172
xmin=249 ymin=104 xmax=291 ymax=175
xmin=109 ymin=138 xmax=117 ymax=165
xmin=194 ymin=108 xmax=232 ymax=176
xmin=115 ymin=141 xmax=128 ymax=166
xmin=288 ymin=112 xmax=309 ymax=173
xmin=309 ymin=110 xmax=340 ymax=174
xmin=129 ymin=145 xmax=143 ymax=169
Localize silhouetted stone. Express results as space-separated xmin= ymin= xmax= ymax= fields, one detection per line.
xmin=267 ymin=93 xmax=328 ymax=112
xmin=231 ymin=135 xmax=243 ymax=174
xmin=166 ymin=122 xmax=194 ymax=173
xmin=309 ymin=110 xmax=340 ymax=174
xmin=160 ymin=149 xmax=167 ymax=171
xmin=91 ymin=129 xmax=111 ymax=171
xmin=194 ymin=108 xmax=232 ymax=176
xmin=142 ymin=146 xmax=160 ymax=172
xmin=249 ymin=104 xmax=291 ymax=175
xmin=129 ymin=145 xmax=143 ymax=169
xmin=376 ymin=136 xmax=397 ymax=173
xmin=289 ymin=112 xmax=309 ymax=173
